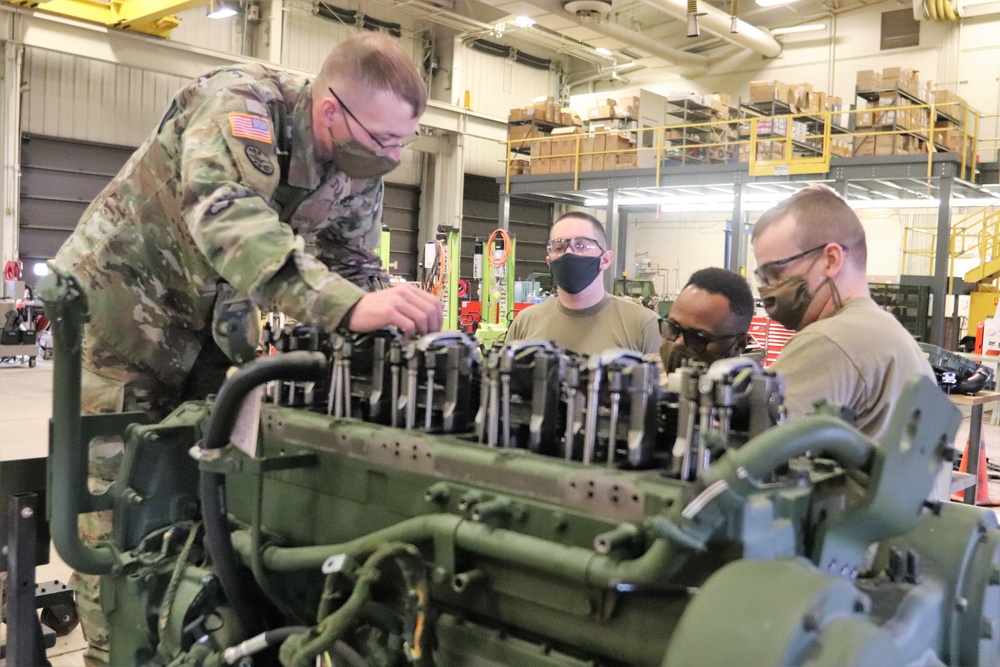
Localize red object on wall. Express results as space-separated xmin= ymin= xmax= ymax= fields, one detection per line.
xmin=976 ymin=320 xmax=985 ymax=355
xmin=748 ymin=316 xmax=796 ymax=367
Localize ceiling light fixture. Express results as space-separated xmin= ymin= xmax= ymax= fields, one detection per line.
xmin=770 ymin=22 xmax=828 ymax=35
xmin=755 ymin=0 xmax=800 ymax=7
xmin=207 ymin=0 xmax=240 ymax=18
xmin=595 ymin=47 xmax=613 ymax=55
xmin=512 ymin=15 xmax=536 ymax=28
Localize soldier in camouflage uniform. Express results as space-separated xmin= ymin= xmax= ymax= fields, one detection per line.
xmin=53 ymin=32 xmax=442 ymax=666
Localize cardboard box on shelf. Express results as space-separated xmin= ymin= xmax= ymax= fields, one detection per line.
xmin=807 ymin=91 xmax=826 ymax=114
xmin=856 ymin=70 xmax=882 ymax=91
xmin=749 ymin=80 xmax=790 ymax=104
xmin=788 ymin=83 xmax=813 ymax=110
xmin=853 ymin=134 xmax=876 ymax=156
xmin=508 ymin=158 xmax=530 ymax=175
xmin=580 ymin=155 xmax=594 ymax=171
xmin=589 ymin=104 xmax=615 ymax=119
xmin=710 ymin=92 xmax=732 ymax=107
xmin=551 ymin=157 xmax=574 ymax=173
xmin=618 ymin=95 xmax=639 ymax=108
xmin=551 ymin=126 xmax=582 ymax=136
xmin=509 ymin=107 xmax=527 ymax=122
xmin=540 ymin=139 xmax=552 ymax=157
xmin=508 ymin=123 xmax=542 ymax=151
xmin=615 ymin=105 xmax=637 ymax=119
xmin=530 ymin=158 xmax=551 ymax=175
xmin=875 ymin=135 xmax=896 ymax=155
xmin=533 ymin=102 xmax=549 ymax=122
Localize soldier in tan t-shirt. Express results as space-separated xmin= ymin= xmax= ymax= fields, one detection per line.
xmin=506 ymin=212 xmax=661 ymax=356
xmin=751 ymin=184 xmax=935 ymax=442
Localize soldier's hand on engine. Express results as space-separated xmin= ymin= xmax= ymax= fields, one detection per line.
xmin=347 ymin=284 xmax=443 ymax=335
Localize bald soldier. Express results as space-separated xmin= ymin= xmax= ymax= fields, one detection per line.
xmin=53 ymin=33 xmax=441 ymax=666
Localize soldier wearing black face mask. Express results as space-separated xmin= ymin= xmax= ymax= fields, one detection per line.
xmin=505 ymin=212 xmax=662 ymax=356
xmin=751 ymin=185 xmax=934 ymax=442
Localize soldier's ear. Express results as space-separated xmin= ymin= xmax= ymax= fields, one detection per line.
xmin=320 ymin=96 xmax=338 ymax=127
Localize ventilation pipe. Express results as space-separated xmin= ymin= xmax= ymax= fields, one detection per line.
xmin=539 ymin=0 xmax=709 ymax=71
xmin=638 ymin=0 xmax=781 ymax=57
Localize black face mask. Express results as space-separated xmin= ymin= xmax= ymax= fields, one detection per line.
xmin=549 ymin=254 xmax=602 ymax=295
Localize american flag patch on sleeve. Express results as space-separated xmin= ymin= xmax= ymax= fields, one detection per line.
xmin=228 ymin=113 xmax=273 ymax=144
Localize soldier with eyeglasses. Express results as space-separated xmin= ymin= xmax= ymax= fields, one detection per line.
xmin=505 ymin=212 xmax=661 ymax=355
xmin=751 ymin=184 xmax=934 ymax=441
xmin=53 ymin=32 xmax=442 ymax=667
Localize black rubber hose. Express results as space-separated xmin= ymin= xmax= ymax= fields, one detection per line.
xmin=264 ymin=625 xmax=312 ymax=645
xmin=201 ymin=351 xmax=328 ymax=641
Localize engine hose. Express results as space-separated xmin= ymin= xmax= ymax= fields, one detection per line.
xmin=200 ymin=351 xmax=328 ymax=641
xmin=332 ymin=640 xmax=370 ymax=667
xmin=284 ymin=543 xmax=428 ymax=667
xmin=221 ymin=625 xmax=311 ymax=665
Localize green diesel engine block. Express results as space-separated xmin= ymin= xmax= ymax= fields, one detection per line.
xmin=39 ymin=269 xmax=1000 ymax=667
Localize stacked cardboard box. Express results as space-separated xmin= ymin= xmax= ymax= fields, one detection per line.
xmin=587 ymin=97 xmax=638 ymax=121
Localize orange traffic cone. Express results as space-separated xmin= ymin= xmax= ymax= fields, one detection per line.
xmin=951 ymin=438 xmax=1000 ymax=506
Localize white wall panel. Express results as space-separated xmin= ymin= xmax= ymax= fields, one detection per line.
xmin=170 ymin=9 xmax=243 ymax=54
xmin=454 ymin=44 xmax=558 ymax=176
xmin=280 ymin=0 xmax=422 ymax=73
xmin=22 ymin=48 xmax=186 ymax=147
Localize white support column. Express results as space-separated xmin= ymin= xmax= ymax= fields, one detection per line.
xmin=0 ymin=39 xmax=23 ymax=267
xmin=266 ymin=0 xmax=283 ymax=65
xmin=416 ymin=131 xmax=464 ymax=251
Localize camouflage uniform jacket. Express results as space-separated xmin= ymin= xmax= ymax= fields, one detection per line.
xmin=55 ymin=64 xmax=387 ymax=388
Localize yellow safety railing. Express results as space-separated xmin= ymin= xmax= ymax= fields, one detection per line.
xmin=502 ymin=99 xmax=986 ymax=191
xmin=901 ymin=205 xmax=1000 ymax=291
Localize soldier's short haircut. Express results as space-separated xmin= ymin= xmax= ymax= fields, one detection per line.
xmin=751 ymin=184 xmax=868 ymax=270
xmin=553 ymin=211 xmax=608 ymax=249
xmin=320 ymin=33 xmax=427 ymax=118
xmin=684 ymin=267 xmax=755 ymax=332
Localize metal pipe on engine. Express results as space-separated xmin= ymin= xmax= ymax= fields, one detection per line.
xmin=36 ymin=268 xmax=118 ymax=575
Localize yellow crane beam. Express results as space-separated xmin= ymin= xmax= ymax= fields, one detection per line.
xmin=0 ymin=0 xmax=208 ymax=37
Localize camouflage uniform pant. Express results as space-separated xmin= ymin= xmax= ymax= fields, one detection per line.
xmin=74 ymin=338 xmax=202 ymax=667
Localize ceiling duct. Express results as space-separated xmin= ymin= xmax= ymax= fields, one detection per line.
xmin=544 ymin=0 xmax=708 ymax=70
xmin=637 ymin=0 xmax=782 ymax=57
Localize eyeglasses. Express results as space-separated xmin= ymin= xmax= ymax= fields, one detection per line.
xmin=546 ymin=237 xmax=604 ymax=256
xmin=754 ymin=243 xmax=845 ymax=287
xmin=328 ymin=87 xmax=417 ymax=154
xmin=660 ymin=318 xmax=743 ymax=354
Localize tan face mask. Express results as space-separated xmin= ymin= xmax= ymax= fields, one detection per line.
xmin=331 ymin=138 xmax=400 ymax=180
xmin=759 ymin=275 xmax=819 ymax=331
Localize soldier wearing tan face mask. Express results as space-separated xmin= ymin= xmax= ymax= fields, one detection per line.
xmin=750 ymin=184 xmax=934 ymax=441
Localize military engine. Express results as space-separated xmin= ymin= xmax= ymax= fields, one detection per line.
xmin=40 ymin=270 xmax=1000 ymax=667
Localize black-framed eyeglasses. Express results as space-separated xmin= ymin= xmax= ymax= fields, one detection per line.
xmin=754 ymin=243 xmax=845 ymax=287
xmin=328 ymin=87 xmax=416 ymax=153
xmin=660 ymin=318 xmax=743 ymax=354
xmin=546 ymin=237 xmax=604 ymax=256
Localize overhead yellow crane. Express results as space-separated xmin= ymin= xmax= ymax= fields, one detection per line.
xmin=0 ymin=0 xmax=212 ymax=37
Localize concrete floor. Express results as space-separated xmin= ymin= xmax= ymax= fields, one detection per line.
xmin=3 ymin=356 xmax=1000 ymax=665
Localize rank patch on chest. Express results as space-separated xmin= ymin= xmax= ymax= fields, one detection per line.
xmin=228 ymin=113 xmax=272 ymax=144
xmin=245 ymin=145 xmax=275 ymax=175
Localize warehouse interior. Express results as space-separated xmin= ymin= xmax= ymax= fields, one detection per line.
xmin=4 ymin=0 xmax=1000 ymax=662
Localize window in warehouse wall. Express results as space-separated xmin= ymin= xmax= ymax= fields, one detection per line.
xmin=881 ymin=9 xmax=920 ymax=50
xmin=461 ymin=175 xmax=552 ymax=299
